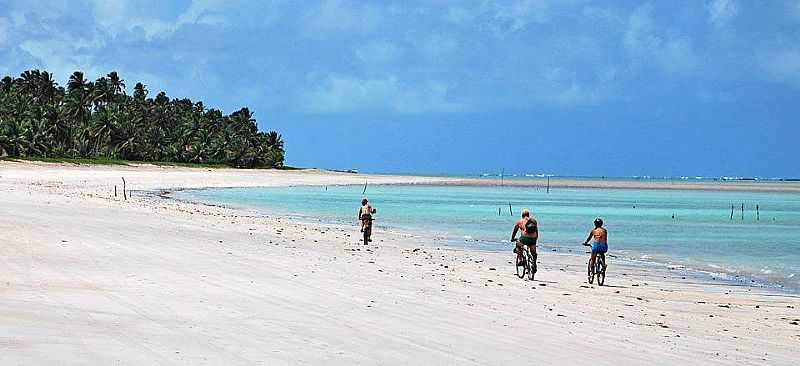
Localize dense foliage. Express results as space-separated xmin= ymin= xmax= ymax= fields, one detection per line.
xmin=0 ymin=70 xmax=284 ymax=168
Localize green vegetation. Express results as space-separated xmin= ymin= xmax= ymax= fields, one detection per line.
xmin=0 ymin=156 xmax=241 ymax=168
xmin=0 ymin=70 xmax=284 ymax=168
xmin=0 ymin=156 xmax=131 ymax=166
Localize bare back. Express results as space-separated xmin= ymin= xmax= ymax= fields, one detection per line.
xmin=591 ymin=227 xmax=607 ymax=244
xmin=515 ymin=217 xmax=538 ymax=239
xmin=515 ymin=218 xmax=528 ymax=233
xmin=360 ymin=204 xmax=372 ymax=217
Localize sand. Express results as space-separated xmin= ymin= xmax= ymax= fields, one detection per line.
xmin=1 ymin=160 xmax=798 ymax=365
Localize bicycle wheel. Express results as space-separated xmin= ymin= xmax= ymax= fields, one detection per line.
xmin=596 ymin=257 xmax=605 ymax=286
xmin=527 ymin=252 xmax=536 ymax=281
xmin=587 ymin=260 xmax=594 ymax=284
xmin=363 ymin=225 xmax=371 ymax=245
xmin=516 ymin=256 xmax=526 ymax=278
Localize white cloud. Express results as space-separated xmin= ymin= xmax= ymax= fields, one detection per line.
xmin=759 ymin=47 xmax=800 ymax=88
xmin=90 ymin=0 xmax=226 ymax=40
xmin=624 ymin=4 xmax=659 ymax=54
xmin=492 ymin=0 xmax=550 ymax=32
xmin=535 ymin=66 xmax=617 ymax=106
xmin=442 ymin=6 xmax=474 ymax=25
xmin=18 ymin=39 xmax=105 ymax=81
xmin=421 ymin=33 xmax=459 ymax=61
xmin=355 ymin=41 xmax=401 ymax=64
xmin=442 ymin=0 xmax=551 ymax=34
xmin=549 ymin=83 xmax=601 ymax=106
xmin=177 ymin=0 xmax=228 ymax=27
xmin=707 ymin=0 xmax=738 ymax=28
xmin=659 ymin=36 xmax=699 ymax=74
xmin=695 ymin=87 xmax=736 ymax=103
xmin=303 ymin=0 xmax=382 ymax=36
xmin=5 ymin=0 xmax=799 ymax=114
xmin=0 ymin=17 xmax=9 ymax=47
xmin=791 ymin=1 xmax=800 ymax=20
xmin=303 ymin=75 xmax=466 ymax=114
xmin=624 ymin=4 xmax=699 ymax=75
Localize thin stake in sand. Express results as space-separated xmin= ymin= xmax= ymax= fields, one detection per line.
xmin=121 ymin=177 xmax=128 ymax=200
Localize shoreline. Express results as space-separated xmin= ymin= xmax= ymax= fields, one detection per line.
xmin=171 ymin=187 xmax=796 ymax=297
xmin=172 ymin=184 xmax=800 ymax=295
xmin=7 ymin=158 xmax=800 ymax=192
xmin=2 ymin=161 xmax=798 ymax=365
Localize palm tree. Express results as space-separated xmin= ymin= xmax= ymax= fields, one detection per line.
xmin=107 ymin=72 xmax=125 ymax=97
xmin=0 ymin=119 xmax=31 ymax=157
xmin=0 ymin=76 xmax=13 ymax=92
xmin=265 ymin=131 xmax=284 ymax=151
xmin=0 ymin=69 xmax=285 ymax=167
xmin=65 ymin=72 xmax=92 ymax=154
xmin=38 ymin=71 xmax=59 ymax=103
xmin=89 ymin=107 xmax=117 ymax=156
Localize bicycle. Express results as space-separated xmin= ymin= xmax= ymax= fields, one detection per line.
xmin=361 ymin=217 xmax=374 ymax=245
xmin=513 ymin=240 xmax=537 ymax=281
xmin=583 ymin=243 xmax=606 ymax=285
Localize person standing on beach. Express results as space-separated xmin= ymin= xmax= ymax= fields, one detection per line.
xmin=583 ymin=218 xmax=608 ymax=274
xmin=358 ymin=198 xmax=375 ymax=233
xmin=511 ymin=209 xmax=538 ymax=264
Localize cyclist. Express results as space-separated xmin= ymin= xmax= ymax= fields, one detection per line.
xmin=358 ymin=198 xmax=376 ymax=236
xmin=511 ymin=209 xmax=538 ymax=265
xmin=582 ymin=218 xmax=608 ymax=275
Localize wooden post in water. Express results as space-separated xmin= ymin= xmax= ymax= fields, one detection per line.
xmin=508 ymin=203 xmax=513 ymax=216
xmin=756 ymin=204 xmax=760 ymax=221
xmin=498 ymin=207 xmax=501 ymax=216
xmin=730 ymin=204 xmax=734 ymax=220
xmin=547 ymin=176 xmax=550 ymax=194
xmin=741 ymin=203 xmax=744 ymax=221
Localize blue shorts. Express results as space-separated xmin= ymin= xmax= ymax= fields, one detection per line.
xmin=591 ymin=242 xmax=608 ymax=254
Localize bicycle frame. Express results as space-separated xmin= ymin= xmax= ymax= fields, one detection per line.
xmin=515 ymin=242 xmax=536 ymax=280
xmin=588 ymin=252 xmax=606 ymax=285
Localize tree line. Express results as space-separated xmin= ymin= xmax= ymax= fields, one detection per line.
xmin=0 ymin=70 xmax=284 ymax=168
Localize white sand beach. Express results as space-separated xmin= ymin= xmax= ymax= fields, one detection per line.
xmin=1 ymin=161 xmax=798 ymax=365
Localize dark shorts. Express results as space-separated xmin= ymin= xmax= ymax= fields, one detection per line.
xmin=517 ymin=237 xmax=537 ymax=254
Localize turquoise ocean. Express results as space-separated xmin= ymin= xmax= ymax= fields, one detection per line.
xmin=176 ymin=181 xmax=800 ymax=291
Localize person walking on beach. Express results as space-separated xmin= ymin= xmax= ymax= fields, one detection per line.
xmin=511 ymin=209 xmax=538 ymax=265
xmin=583 ymin=218 xmax=608 ymax=275
xmin=358 ymin=198 xmax=375 ymax=234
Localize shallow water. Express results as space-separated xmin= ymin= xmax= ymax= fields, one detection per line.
xmin=177 ymin=184 xmax=800 ymax=290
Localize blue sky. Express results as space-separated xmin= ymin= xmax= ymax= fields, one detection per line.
xmin=1 ymin=0 xmax=799 ymax=177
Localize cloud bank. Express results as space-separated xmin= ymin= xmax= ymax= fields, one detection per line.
xmin=1 ymin=0 xmax=799 ymax=115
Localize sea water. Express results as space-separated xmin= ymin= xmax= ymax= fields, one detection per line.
xmin=176 ymin=183 xmax=800 ymax=291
